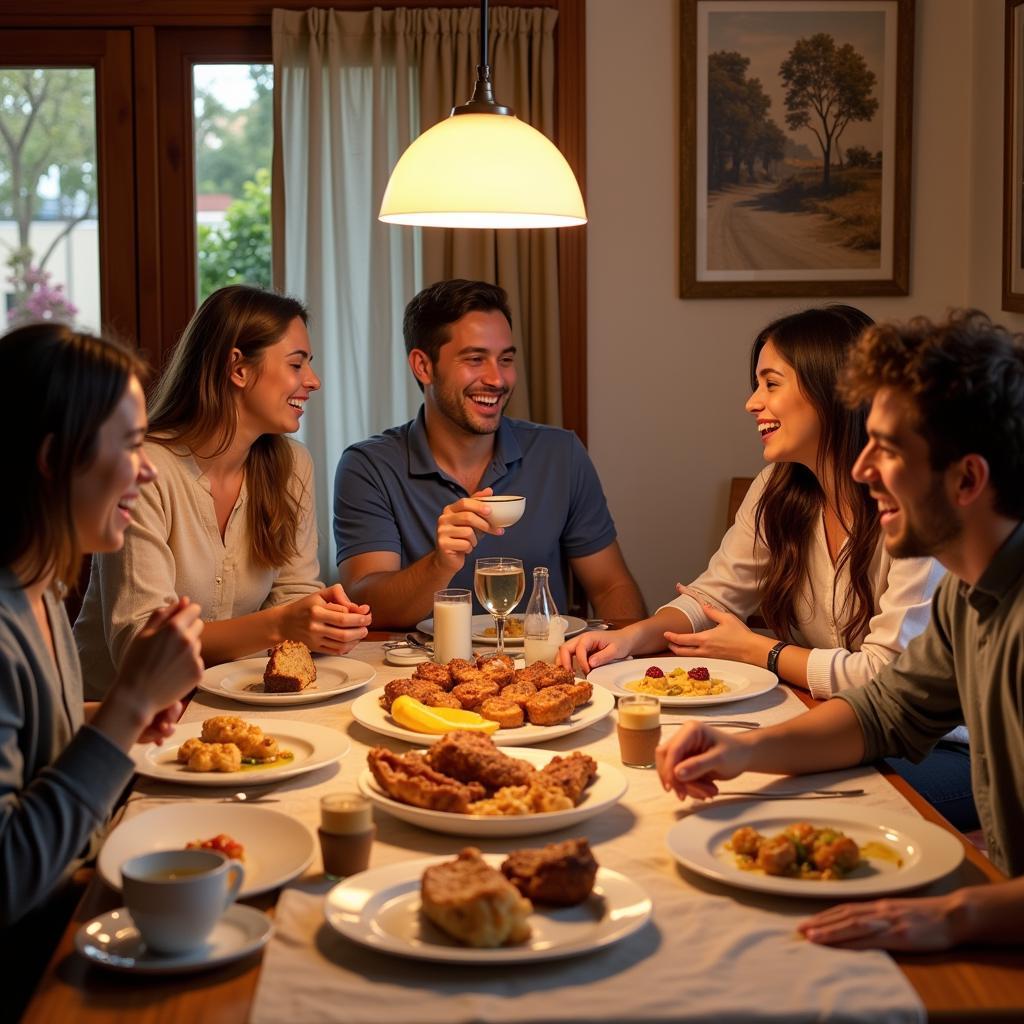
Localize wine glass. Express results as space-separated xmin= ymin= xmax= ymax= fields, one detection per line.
xmin=473 ymin=557 xmax=525 ymax=655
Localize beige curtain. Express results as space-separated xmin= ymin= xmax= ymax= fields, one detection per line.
xmin=412 ymin=6 xmax=563 ymax=425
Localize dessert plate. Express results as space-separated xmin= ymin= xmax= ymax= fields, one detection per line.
xmin=589 ymin=657 xmax=777 ymax=707
xmin=197 ymin=655 xmax=375 ymax=706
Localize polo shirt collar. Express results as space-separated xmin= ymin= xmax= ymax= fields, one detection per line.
xmin=406 ymin=406 xmax=524 ymax=485
xmin=967 ymin=519 xmax=1024 ymax=613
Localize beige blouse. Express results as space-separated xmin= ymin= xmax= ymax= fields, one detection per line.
xmin=75 ymin=439 xmax=323 ymax=699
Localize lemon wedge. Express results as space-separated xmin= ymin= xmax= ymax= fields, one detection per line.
xmin=390 ymin=695 xmax=500 ymax=735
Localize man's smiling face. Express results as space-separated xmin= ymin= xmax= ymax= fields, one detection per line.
xmin=419 ymin=310 xmax=517 ymax=436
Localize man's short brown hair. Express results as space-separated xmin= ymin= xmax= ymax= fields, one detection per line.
xmin=840 ymin=309 xmax=1024 ymax=519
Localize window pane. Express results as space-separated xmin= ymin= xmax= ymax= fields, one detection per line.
xmin=193 ymin=64 xmax=273 ymax=301
xmin=0 ymin=68 xmax=100 ymax=332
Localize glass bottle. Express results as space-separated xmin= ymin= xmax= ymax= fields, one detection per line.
xmin=524 ymin=567 xmax=559 ymax=665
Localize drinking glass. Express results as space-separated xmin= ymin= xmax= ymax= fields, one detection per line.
xmin=473 ymin=557 xmax=525 ymax=655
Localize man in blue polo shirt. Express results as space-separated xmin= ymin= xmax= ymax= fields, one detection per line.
xmin=333 ymin=279 xmax=645 ymax=629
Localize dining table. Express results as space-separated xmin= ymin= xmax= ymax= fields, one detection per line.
xmin=20 ymin=635 xmax=1024 ymax=1023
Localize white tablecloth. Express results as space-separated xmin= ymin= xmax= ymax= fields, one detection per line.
xmin=120 ymin=644 xmax=926 ymax=1023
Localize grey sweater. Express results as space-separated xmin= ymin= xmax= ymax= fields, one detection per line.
xmin=0 ymin=569 xmax=134 ymax=926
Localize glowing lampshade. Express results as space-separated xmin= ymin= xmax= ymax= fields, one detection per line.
xmin=379 ymin=112 xmax=586 ymax=229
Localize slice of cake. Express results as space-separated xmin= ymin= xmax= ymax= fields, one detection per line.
xmin=264 ymin=640 xmax=317 ymax=693
xmin=421 ymin=848 xmax=532 ymax=948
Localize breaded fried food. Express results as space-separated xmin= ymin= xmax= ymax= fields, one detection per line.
xmin=468 ymin=777 xmax=573 ymax=816
xmin=514 ymin=662 xmax=552 ymax=687
xmin=545 ymin=681 xmax=593 ymax=708
xmin=524 ymin=687 xmax=574 ymax=727
xmin=177 ymin=737 xmax=207 ymax=764
xmin=476 ymin=654 xmax=514 ymax=688
xmin=421 ymin=848 xmax=532 ymax=948
xmin=412 ymin=661 xmax=455 ymax=690
xmin=425 ymin=730 xmax=535 ymax=789
xmin=499 ymin=679 xmax=538 ymax=707
xmin=449 ymin=658 xmax=483 ymax=685
xmin=477 ymin=697 xmax=524 ymax=729
xmin=420 ymin=689 xmax=463 ymax=710
xmin=379 ymin=677 xmax=446 ymax=711
xmin=367 ymin=747 xmax=485 ymax=813
xmin=533 ymin=664 xmax=576 ymax=689
xmin=540 ymin=751 xmax=598 ymax=802
xmin=501 ymin=838 xmax=598 ymax=906
xmin=201 ymin=716 xmax=279 ymax=760
xmin=451 ymin=678 xmax=500 ymax=709
xmin=183 ymin=740 xmax=242 ymax=773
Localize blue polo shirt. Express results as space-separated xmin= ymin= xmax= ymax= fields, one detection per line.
xmin=333 ymin=409 xmax=617 ymax=613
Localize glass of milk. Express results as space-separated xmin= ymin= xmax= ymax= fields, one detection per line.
xmin=433 ymin=588 xmax=473 ymax=663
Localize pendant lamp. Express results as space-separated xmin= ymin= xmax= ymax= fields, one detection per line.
xmin=378 ymin=0 xmax=586 ymax=229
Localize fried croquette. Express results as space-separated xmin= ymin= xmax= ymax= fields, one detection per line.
xmin=412 ymin=661 xmax=455 ymax=690
xmin=544 ymin=681 xmax=592 ymax=708
xmin=184 ymin=741 xmax=242 ymax=773
xmin=201 ymin=716 xmax=279 ymax=760
xmin=524 ymin=687 xmax=574 ymax=726
xmin=498 ymin=679 xmax=538 ymax=707
xmin=379 ymin=677 xmax=447 ymax=711
xmin=477 ymin=697 xmax=525 ymax=729
xmin=451 ymin=678 xmax=501 ymax=709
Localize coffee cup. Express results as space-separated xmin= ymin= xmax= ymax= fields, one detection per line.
xmin=478 ymin=495 xmax=526 ymax=528
xmin=121 ymin=849 xmax=245 ymax=954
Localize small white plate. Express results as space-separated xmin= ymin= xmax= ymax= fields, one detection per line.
xmin=324 ymin=855 xmax=651 ymax=963
xmin=416 ymin=614 xmax=589 ymax=647
xmin=98 ymin=804 xmax=315 ymax=897
xmin=358 ymin=746 xmax=627 ymax=837
xmin=130 ymin=718 xmax=350 ymax=787
xmin=350 ymin=685 xmax=614 ymax=748
xmin=666 ymin=800 xmax=965 ymax=898
xmin=75 ymin=904 xmax=272 ymax=974
xmin=197 ymin=655 xmax=375 ymax=706
xmin=589 ymin=657 xmax=777 ymax=707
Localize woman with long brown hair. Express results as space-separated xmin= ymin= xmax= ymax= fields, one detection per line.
xmin=75 ymin=285 xmax=370 ymax=698
xmin=563 ymin=306 xmax=944 ymax=696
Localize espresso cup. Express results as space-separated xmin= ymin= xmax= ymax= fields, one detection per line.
xmin=478 ymin=495 xmax=526 ymax=528
xmin=121 ymin=849 xmax=245 ymax=954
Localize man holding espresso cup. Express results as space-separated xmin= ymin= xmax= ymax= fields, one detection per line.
xmin=334 ymin=280 xmax=646 ymax=628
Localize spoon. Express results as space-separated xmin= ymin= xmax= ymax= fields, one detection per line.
xmin=405 ymin=633 xmax=435 ymax=653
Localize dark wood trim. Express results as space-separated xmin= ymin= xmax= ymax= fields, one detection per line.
xmin=1003 ymin=0 xmax=1024 ymax=312
xmin=0 ymin=29 xmax=137 ymax=341
xmin=680 ymin=0 xmax=915 ymax=299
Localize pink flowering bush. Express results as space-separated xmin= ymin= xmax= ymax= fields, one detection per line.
xmin=6 ymin=255 xmax=78 ymax=328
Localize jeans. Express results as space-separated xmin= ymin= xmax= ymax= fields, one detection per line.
xmin=885 ymin=740 xmax=979 ymax=832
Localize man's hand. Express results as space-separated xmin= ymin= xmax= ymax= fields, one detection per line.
xmin=655 ymin=721 xmax=752 ymax=801
xmin=799 ymin=893 xmax=965 ymax=951
xmin=432 ymin=487 xmax=502 ymax=574
xmin=277 ymin=585 xmax=372 ymax=654
xmin=665 ymin=602 xmax=773 ymax=667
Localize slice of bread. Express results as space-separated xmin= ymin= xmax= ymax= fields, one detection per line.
xmin=264 ymin=640 xmax=316 ymax=693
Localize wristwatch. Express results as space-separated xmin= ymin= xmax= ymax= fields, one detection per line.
xmin=766 ymin=640 xmax=790 ymax=675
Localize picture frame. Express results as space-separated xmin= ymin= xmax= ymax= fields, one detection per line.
xmin=681 ymin=0 xmax=915 ymax=298
xmin=1004 ymin=0 xmax=1024 ymax=312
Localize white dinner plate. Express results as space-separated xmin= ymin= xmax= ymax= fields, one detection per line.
xmin=350 ymin=685 xmax=614 ymax=748
xmin=415 ymin=614 xmax=588 ymax=647
xmin=324 ymin=855 xmax=651 ymax=963
xmin=75 ymin=904 xmax=272 ymax=974
xmin=197 ymin=655 xmax=375 ymax=706
xmin=98 ymin=804 xmax=315 ymax=898
xmin=358 ymin=746 xmax=627 ymax=837
xmin=588 ymin=657 xmax=777 ymax=707
xmin=666 ymin=800 xmax=964 ymax=898
xmin=130 ymin=718 xmax=349 ymax=787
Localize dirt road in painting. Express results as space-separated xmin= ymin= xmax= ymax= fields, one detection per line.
xmin=706 ymin=182 xmax=879 ymax=271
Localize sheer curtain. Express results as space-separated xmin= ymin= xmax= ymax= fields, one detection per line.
xmin=273 ymin=7 xmax=562 ymax=571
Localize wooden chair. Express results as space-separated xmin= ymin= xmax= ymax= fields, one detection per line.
xmin=727 ymin=476 xmax=754 ymax=528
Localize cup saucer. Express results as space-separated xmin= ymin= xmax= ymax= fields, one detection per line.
xmin=75 ymin=904 xmax=272 ymax=974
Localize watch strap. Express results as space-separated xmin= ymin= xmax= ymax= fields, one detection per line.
xmin=767 ymin=640 xmax=790 ymax=675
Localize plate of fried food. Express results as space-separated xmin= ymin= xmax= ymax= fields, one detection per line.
xmin=130 ymin=715 xmax=350 ymax=787
xmin=350 ymin=655 xmax=615 ymax=747
xmin=666 ymin=800 xmax=964 ymax=898
xmin=98 ymin=803 xmax=315 ymax=897
xmin=359 ymin=732 xmax=627 ymax=837
xmin=415 ymin=615 xmax=589 ymax=646
xmin=588 ymin=657 xmax=777 ymax=707
xmin=197 ymin=644 xmax=376 ymax=707
xmin=325 ymin=842 xmax=651 ymax=963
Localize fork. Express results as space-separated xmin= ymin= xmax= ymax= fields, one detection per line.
xmin=717 ymin=787 xmax=865 ymax=799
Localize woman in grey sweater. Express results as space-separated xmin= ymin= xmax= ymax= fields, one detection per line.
xmin=0 ymin=323 xmax=204 ymax=940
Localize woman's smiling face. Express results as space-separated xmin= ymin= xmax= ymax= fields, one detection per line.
xmin=745 ymin=339 xmax=822 ymax=469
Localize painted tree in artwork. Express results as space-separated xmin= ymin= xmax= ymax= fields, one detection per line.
xmin=780 ymin=33 xmax=878 ymax=189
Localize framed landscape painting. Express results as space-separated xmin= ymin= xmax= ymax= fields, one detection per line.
xmin=1004 ymin=0 xmax=1024 ymax=312
xmin=681 ymin=0 xmax=915 ymax=298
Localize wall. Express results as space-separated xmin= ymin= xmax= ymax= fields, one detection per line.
xmin=586 ymin=0 xmax=1018 ymax=610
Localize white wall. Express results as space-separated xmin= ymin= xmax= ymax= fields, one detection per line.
xmin=586 ymin=0 xmax=1023 ymax=609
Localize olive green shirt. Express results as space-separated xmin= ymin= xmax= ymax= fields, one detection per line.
xmin=836 ymin=522 xmax=1024 ymax=878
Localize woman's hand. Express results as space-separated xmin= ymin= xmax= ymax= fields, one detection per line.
xmin=655 ymin=720 xmax=752 ymax=801
xmin=558 ymin=629 xmax=635 ymax=674
xmin=798 ymin=894 xmax=964 ymax=951
xmin=665 ymin=602 xmax=772 ymax=667
xmin=278 ymin=584 xmax=372 ymax=654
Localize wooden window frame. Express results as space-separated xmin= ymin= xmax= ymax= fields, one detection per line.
xmin=0 ymin=1 xmax=588 ymax=440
